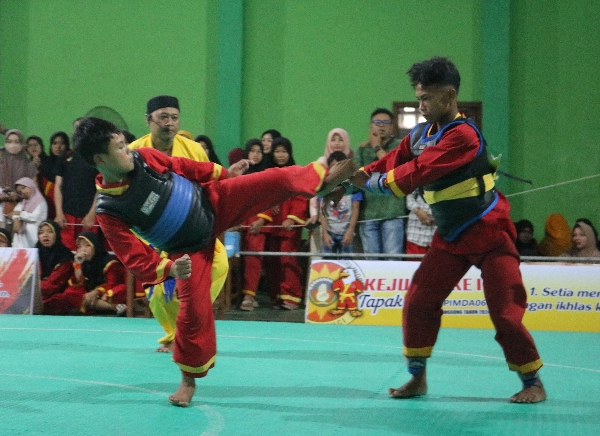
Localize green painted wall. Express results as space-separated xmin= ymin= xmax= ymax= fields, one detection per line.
xmin=1 ymin=0 xmax=598 ymax=238
xmin=242 ymin=0 xmax=482 ymax=165
xmin=0 ymin=0 xmax=212 ymax=141
xmin=509 ymin=0 xmax=600 ymax=236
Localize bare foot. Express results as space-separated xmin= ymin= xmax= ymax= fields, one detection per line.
xmin=510 ymin=379 xmax=546 ymax=403
xmin=155 ymin=341 xmax=175 ymax=353
xmin=389 ymin=373 xmax=428 ymax=399
xmin=168 ymin=375 xmax=196 ymax=407
xmin=317 ymin=159 xmax=356 ymax=198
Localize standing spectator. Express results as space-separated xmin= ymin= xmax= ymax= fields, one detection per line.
xmin=405 ymin=190 xmax=436 ymax=255
xmin=260 ymin=128 xmax=281 ymax=168
xmin=261 ymin=137 xmax=308 ymax=310
xmin=536 ymin=213 xmax=571 ymax=256
xmin=10 ymin=177 xmax=48 ymax=248
xmin=354 ymin=109 xmax=406 ymax=255
xmin=0 ymin=129 xmax=38 ymax=230
xmin=129 ymin=95 xmax=229 ymax=353
xmin=195 ymin=135 xmax=223 ymax=166
xmin=43 ymin=231 xmax=127 ymax=315
xmin=320 ymin=151 xmax=362 ymax=256
xmin=35 ymin=132 xmax=70 ymax=219
xmin=514 ymin=219 xmax=538 ymax=256
xmin=38 ymin=220 xmax=74 ymax=309
xmin=25 ymin=135 xmax=47 ymax=167
xmin=308 ymin=128 xmax=354 ymax=252
xmin=242 ymin=138 xmax=267 ymax=175
xmin=228 ymin=148 xmax=245 ymax=166
xmin=54 ymin=128 xmax=98 ymax=250
xmin=561 ymin=219 xmax=600 ymax=259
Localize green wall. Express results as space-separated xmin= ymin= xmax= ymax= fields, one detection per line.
xmin=0 ymin=0 xmax=212 ymax=141
xmin=1 ymin=0 xmax=599 ymax=239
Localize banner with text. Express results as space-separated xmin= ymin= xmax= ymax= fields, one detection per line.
xmin=305 ymin=260 xmax=600 ymax=332
xmin=0 ymin=248 xmax=38 ymax=315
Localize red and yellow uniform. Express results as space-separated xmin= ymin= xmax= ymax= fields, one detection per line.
xmin=362 ymin=118 xmax=542 ymax=375
xmin=96 ymin=148 xmax=327 ymax=378
xmin=128 ymin=134 xmax=228 ymax=346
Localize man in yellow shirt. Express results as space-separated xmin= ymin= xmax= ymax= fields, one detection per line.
xmin=129 ymin=95 xmax=228 ymax=352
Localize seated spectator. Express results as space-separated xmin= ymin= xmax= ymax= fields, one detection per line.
xmin=38 ymin=221 xmax=74 ymax=307
xmin=537 ymin=213 xmax=571 ymax=256
xmin=195 ymin=135 xmax=223 ymax=166
xmin=561 ymin=219 xmax=600 ymax=259
xmin=0 ymin=129 xmax=38 ymax=230
xmin=405 ymin=190 xmax=436 ymax=255
xmin=514 ymin=219 xmax=538 ymax=256
xmin=320 ymin=151 xmax=362 ymax=256
xmin=242 ymin=138 xmax=267 ymax=175
xmin=0 ymin=228 xmax=11 ymax=247
xmin=10 ymin=177 xmax=48 ymax=248
xmin=42 ymin=231 xmax=127 ymax=315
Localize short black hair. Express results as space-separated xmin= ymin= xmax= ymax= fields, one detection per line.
xmin=73 ymin=117 xmax=120 ymax=166
xmin=370 ymin=108 xmax=393 ymax=120
xmin=327 ymin=151 xmax=347 ymax=166
xmin=407 ymin=56 xmax=461 ymax=92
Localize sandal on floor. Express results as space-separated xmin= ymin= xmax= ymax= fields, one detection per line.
xmin=240 ymin=297 xmax=256 ymax=311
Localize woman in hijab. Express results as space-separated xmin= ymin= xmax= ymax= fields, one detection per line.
xmin=561 ymin=219 xmax=600 ymax=259
xmin=536 ymin=213 xmax=572 ymax=256
xmin=43 ymin=231 xmax=127 ymax=315
xmin=0 ymin=129 xmax=38 ymax=229
xmin=11 ymin=177 xmax=48 ymax=248
xmin=37 ymin=220 xmax=74 ymax=305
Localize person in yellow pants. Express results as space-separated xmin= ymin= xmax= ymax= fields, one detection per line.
xmin=148 ymin=242 xmax=228 ymax=352
xmin=129 ymin=94 xmax=229 ymax=352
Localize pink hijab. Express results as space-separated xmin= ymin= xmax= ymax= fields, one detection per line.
xmin=324 ymin=128 xmax=352 ymax=159
xmin=14 ymin=177 xmax=45 ymax=213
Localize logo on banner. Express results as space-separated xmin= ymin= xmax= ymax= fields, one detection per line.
xmin=306 ymin=261 xmax=366 ymax=324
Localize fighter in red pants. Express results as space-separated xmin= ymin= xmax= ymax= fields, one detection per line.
xmin=73 ymin=117 xmax=354 ymax=407
xmin=328 ymin=57 xmax=545 ymax=403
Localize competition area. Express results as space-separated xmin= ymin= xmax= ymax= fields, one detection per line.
xmin=1 ymin=315 xmax=599 ymax=436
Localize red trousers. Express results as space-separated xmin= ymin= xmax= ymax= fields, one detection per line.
xmin=403 ymin=227 xmax=542 ymax=374
xmin=174 ymin=163 xmax=323 ymax=377
xmin=243 ymin=231 xmax=304 ymax=305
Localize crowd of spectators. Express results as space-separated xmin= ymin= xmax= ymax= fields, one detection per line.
xmin=1 ymin=103 xmax=598 ymax=317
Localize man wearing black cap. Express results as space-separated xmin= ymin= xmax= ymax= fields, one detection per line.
xmin=129 ymin=96 xmax=229 ymax=353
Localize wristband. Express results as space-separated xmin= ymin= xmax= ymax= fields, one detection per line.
xmin=73 ymin=263 xmax=82 ymax=270
xmin=365 ymin=172 xmax=391 ymax=195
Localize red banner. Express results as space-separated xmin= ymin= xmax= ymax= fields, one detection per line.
xmin=0 ymin=248 xmax=38 ymax=314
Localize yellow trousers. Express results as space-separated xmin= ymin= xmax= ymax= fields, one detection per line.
xmin=148 ymin=239 xmax=229 ymax=345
